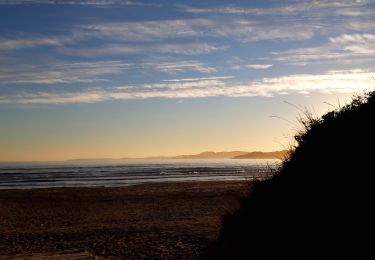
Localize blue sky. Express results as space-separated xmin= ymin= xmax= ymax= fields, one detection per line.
xmin=0 ymin=0 xmax=374 ymax=161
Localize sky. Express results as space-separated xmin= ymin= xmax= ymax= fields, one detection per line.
xmin=0 ymin=0 xmax=374 ymax=161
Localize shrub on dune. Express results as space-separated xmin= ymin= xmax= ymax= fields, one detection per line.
xmin=209 ymin=91 xmax=375 ymax=259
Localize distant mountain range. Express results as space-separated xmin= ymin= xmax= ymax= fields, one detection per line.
xmin=172 ymin=150 xmax=287 ymax=159
xmin=64 ymin=150 xmax=287 ymax=162
xmin=126 ymin=150 xmax=287 ymax=160
xmin=174 ymin=151 xmax=248 ymax=159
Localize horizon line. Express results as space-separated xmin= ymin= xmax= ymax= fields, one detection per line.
xmin=0 ymin=149 xmax=287 ymax=163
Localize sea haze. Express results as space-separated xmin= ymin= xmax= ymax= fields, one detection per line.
xmin=0 ymin=159 xmax=280 ymax=189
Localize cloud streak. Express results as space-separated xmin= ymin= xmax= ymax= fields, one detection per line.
xmin=0 ymin=60 xmax=214 ymax=85
xmin=61 ymin=43 xmax=227 ymax=57
xmin=0 ymin=61 xmax=129 ymax=84
xmin=0 ymin=36 xmax=76 ymax=50
xmin=179 ymin=1 xmax=372 ymax=16
xmin=1 ymin=70 xmax=372 ymax=104
xmin=246 ymin=64 xmax=273 ymax=69
xmin=79 ymin=18 xmax=317 ymax=43
xmin=0 ymin=0 xmax=154 ymax=6
xmin=273 ymin=33 xmax=375 ymax=65
xmin=143 ymin=61 xmax=215 ymax=74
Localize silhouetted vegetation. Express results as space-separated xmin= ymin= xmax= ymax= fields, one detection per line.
xmin=207 ymin=91 xmax=375 ymax=259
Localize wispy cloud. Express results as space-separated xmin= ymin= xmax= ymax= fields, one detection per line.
xmin=329 ymin=33 xmax=375 ymax=44
xmin=177 ymin=1 xmax=375 ymax=43
xmin=0 ymin=59 xmax=214 ymax=85
xmin=273 ymin=33 xmax=375 ymax=65
xmin=79 ymin=19 xmax=210 ymax=41
xmin=179 ymin=1 xmax=371 ymax=16
xmin=343 ymin=20 xmax=375 ymax=31
xmin=162 ymin=76 xmax=233 ymax=82
xmin=0 ymin=17 xmax=321 ymax=52
xmin=143 ymin=60 xmax=215 ymax=74
xmin=61 ymin=43 xmax=227 ymax=57
xmin=247 ymin=69 xmax=373 ymax=95
xmin=246 ymin=64 xmax=273 ymax=69
xmin=1 ymin=70 xmax=372 ymax=104
xmin=0 ymin=61 xmax=129 ymax=84
xmin=0 ymin=0 xmax=154 ymax=6
xmin=79 ymin=18 xmax=317 ymax=43
xmin=0 ymin=36 xmax=76 ymax=50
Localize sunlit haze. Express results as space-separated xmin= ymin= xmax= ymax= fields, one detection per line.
xmin=0 ymin=0 xmax=374 ymax=161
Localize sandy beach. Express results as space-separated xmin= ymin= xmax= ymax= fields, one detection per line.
xmin=0 ymin=181 xmax=249 ymax=259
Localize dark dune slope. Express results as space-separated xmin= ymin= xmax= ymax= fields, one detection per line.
xmin=211 ymin=91 xmax=375 ymax=259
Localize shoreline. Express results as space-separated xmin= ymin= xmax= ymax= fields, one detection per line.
xmin=0 ymin=180 xmax=250 ymax=259
xmin=0 ymin=178 xmax=257 ymax=191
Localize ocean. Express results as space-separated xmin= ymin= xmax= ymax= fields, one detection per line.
xmin=0 ymin=159 xmax=281 ymax=189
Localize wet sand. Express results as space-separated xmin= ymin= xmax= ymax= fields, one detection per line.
xmin=0 ymin=181 xmax=250 ymax=259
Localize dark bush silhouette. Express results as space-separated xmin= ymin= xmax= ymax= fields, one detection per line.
xmin=208 ymin=91 xmax=375 ymax=259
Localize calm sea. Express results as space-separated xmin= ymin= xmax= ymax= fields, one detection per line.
xmin=0 ymin=159 xmax=281 ymax=189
